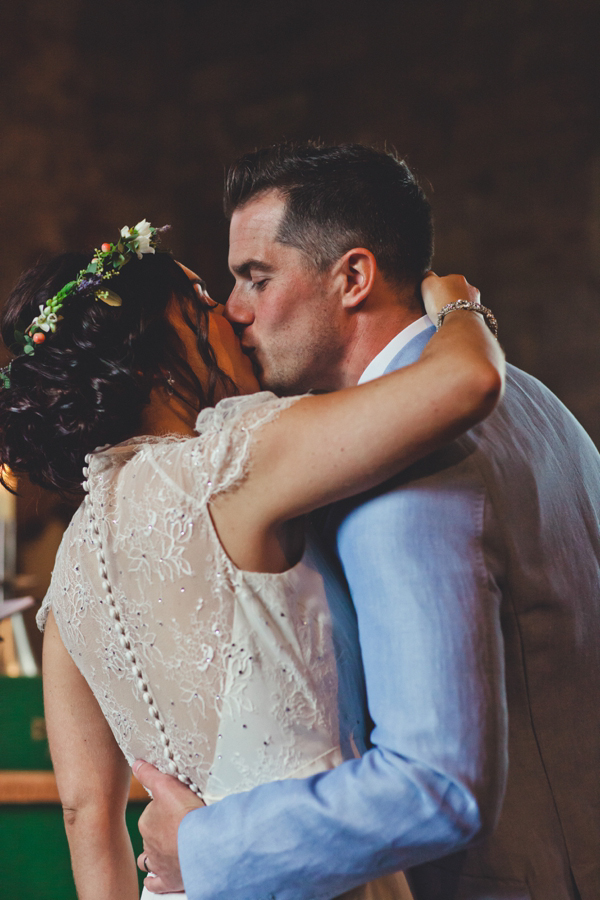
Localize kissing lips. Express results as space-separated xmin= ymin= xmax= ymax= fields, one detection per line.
xmin=241 ymin=343 xmax=262 ymax=377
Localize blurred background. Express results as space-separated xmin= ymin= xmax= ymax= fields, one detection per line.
xmin=0 ymin=0 xmax=598 ymax=893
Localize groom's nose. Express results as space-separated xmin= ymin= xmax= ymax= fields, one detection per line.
xmin=224 ymin=289 xmax=254 ymax=329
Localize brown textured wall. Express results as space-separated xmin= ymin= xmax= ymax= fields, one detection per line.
xmin=0 ymin=0 xmax=598 ymax=446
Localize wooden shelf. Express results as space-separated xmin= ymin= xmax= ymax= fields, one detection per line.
xmin=0 ymin=770 xmax=149 ymax=804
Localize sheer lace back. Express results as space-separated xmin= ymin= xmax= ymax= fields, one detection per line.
xmin=39 ymin=392 xmax=347 ymax=801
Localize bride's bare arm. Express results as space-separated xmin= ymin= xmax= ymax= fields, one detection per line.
xmin=43 ymin=611 xmax=139 ymax=900
xmin=211 ymin=274 xmax=504 ymax=572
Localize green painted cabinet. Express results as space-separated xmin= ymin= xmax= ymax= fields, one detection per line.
xmin=0 ymin=676 xmax=146 ymax=898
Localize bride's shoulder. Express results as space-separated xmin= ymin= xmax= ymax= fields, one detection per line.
xmin=87 ymin=392 xmax=306 ymax=505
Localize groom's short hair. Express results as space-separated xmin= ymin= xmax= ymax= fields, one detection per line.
xmin=224 ymin=141 xmax=433 ymax=287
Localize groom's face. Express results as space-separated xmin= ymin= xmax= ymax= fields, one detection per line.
xmin=226 ymin=191 xmax=347 ymax=395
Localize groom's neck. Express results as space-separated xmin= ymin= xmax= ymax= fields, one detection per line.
xmin=335 ymin=295 xmax=424 ymax=389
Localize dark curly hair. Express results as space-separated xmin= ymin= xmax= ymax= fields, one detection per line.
xmin=0 ymin=250 xmax=236 ymax=494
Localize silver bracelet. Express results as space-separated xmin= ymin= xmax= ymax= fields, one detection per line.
xmin=436 ymin=300 xmax=498 ymax=338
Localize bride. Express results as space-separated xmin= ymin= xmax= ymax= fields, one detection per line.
xmin=0 ymin=222 xmax=503 ymax=900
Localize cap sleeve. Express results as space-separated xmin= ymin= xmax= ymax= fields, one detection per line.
xmin=36 ymin=519 xmax=74 ymax=632
xmin=36 ymin=591 xmax=53 ymax=632
xmin=175 ymin=391 xmax=305 ymax=506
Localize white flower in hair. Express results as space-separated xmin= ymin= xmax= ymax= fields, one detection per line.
xmin=132 ymin=219 xmax=155 ymax=258
xmin=31 ymin=304 xmax=60 ymax=333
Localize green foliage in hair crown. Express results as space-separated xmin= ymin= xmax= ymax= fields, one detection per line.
xmin=1 ymin=220 xmax=166 ymax=389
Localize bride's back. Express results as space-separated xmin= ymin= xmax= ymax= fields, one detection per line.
xmin=39 ymin=394 xmax=366 ymax=803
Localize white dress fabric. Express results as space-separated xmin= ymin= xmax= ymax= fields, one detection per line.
xmin=38 ymin=391 xmax=412 ymax=900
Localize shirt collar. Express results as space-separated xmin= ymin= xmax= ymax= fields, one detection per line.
xmin=358 ymin=315 xmax=432 ymax=384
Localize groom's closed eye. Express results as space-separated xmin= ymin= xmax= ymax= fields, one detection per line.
xmin=230 ymin=259 xmax=276 ymax=278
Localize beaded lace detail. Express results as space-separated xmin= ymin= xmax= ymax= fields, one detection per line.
xmin=38 ymin=392 xmax=347 ymax=801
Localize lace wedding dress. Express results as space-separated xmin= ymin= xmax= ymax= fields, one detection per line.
xmin=38 ymin=392 xmax=413 ymax=900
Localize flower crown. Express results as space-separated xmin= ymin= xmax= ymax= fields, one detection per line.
xmin=1 ymin=220 xmax=165 ymax=389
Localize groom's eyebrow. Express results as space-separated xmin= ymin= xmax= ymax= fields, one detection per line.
xmin=230 ymin=259 xmax=276 ymax=277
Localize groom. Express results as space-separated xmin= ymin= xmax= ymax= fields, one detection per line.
xmin=135 ymin=143 xmax=600 ymax=899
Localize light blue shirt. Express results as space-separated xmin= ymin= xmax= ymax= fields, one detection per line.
xmin=358 ymin=315 xmax=432 ymax=385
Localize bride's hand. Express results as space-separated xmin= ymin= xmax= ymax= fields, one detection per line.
xmin=421 ymin=272 xmax=481 ymax=323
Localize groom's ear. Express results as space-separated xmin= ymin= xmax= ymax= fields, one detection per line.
xmin=333 ymin=248 xmax=377 ymax=309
